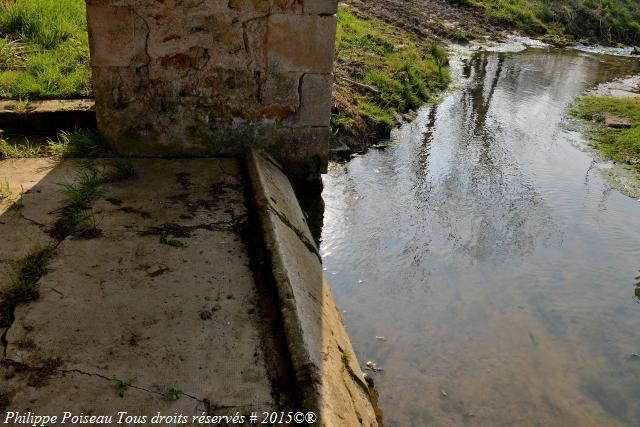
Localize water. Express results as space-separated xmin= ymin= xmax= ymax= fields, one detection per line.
xmin=321 ymin=49 xmax=640 ymax=427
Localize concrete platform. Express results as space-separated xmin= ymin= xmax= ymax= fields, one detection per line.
xmin=0 ymin=155 xmax=380 ymax=426
xmin=0 ymin=100 xmax=96 ymax=134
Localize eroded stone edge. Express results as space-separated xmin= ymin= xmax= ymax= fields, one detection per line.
xmin=244 ymin=149 xmax=380 ymax=426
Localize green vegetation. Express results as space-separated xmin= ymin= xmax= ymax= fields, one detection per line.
xmin=113 ymin=377 xmax=136 ymax=398
xmin=165 ymin=388 xmax=183 ymax=401
xmin=50 ymin=159 xmax=134 ymax=240
xmin=0 ymin=177 xmax=9 ymax=199
xmin=572 ymin=96 xmax=640 ymax=169
xmin=0 ymin=242 xmax=54 ymax=327
xmin=0 ymin=130 xmax=110 ymax=159
xmin=0 ymin=0 xmax=91 ymax=99
xmin=47 ymin=130 xmax=110 ymax=158
xmin=0 ymin=135 xmax=42 ymax=158
xmin=1 ymin=159 xmax=135 ymax=328
xmin=332 ymin=6 xmax=450 ymax=147
xmin=464 ymin=0 xmax=640 ymax=44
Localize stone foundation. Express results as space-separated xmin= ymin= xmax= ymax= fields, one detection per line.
xmin=86 ymin=0 xmax=337 ymax=176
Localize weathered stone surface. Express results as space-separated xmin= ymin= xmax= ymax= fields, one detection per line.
xmin=246 ymin=151 xmax=380 ymax=427
xmin=0 ymin=100 xmax=96 ymax=133
xmin=104 ymin=123 xmax=329 ymax=175
xmin=0 ymin=159 xmax=66 ymax=289
xmin=267 ymin=15 xmax=337 ymax=73
xmin=299 ymin=74 xmax=334 ymax=126
xmin=1 ymin=159 xmax=279 ymax=420
xmin=260 ymin=71 xmax=302 ymax=108
xmin=603 ymin=112 xmax=633 ymax=129
xmin=87 ymin=1 xmax=337 ymax=177
xmin=1 ymin=155 xmax=378 ymax=424
xmin=304 ymin=0 xmax=339 ymax=15
xmin=86 ymin=5 xmax=137 ymax=67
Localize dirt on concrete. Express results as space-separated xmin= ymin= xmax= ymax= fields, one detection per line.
xmin=1 ymin=155 xmax=382 ymax=425
xmin=0 ymin=159 xmax=290 ymax=422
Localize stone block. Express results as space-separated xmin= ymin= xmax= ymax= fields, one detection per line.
xmin=304 ymin=0 xmax=338 ymax=15
xmin=86 ymin=1 xmax=335 ymax=177
xmin=267 ymin=15 xmax=337 ymax=73
xmin=272 ymin=0 xmax=304 ymax=14
xmin=244 ymin=16 xmax=268 ymax=68
xmin=260 ymin=71 xmax=301 ymax=108
xmin=298 ymin=73 xmax=333 ymax=126
xmin=86 ymin=5 xmax=136 ymax=67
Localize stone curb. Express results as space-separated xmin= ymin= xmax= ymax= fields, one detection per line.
xmin=0 ymin=99 xmax=96 ymax=134
xmin=244 ymin=149 xmax=381 ymax=427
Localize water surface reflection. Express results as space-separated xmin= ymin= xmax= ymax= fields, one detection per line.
xmin=321 ymin=49 xmax=640 ymax=426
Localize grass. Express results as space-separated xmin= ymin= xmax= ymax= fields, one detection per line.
xmin=0 ymin=129 xmax=111 ymax=159
xmin=0 ymin=135 xmax=43 ymax=158
xmin=113 ymin=377 xmax=136 ymax=398
xmin=49 ymin=160 xmax=134 ymax=240
xmin=165 ymin=388 xmax=183 ymax=401
xmin=572 ymin=96 xmax=640 ymax=169
xmin=0 ymin=0 xmax=91 ymax=99
xmin=464 ymin=0 xmax=640 ymax=45
xmin=1 ymin=158 xmax=135 ymax=329
xmin=332 ymin=6 xmax=450 ymax=147
xmin=47 ymin=130 xmax=111 ymax=158
xmin=0 ymin=178 xmax=9 ymax=199
xmin=340 ymin=349 xmax=352 ymax=363
xmin=0 ymin=242 xmax=54 ymax=327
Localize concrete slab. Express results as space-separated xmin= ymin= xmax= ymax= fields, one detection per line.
xmin=0 ymin=100 xmax=96 ymax=134
xmin=1 ymin=158 xmax=280 ymax=422
xmin=0 ymin=100 xmax=94 ymax=114
xmin=0 ymin=158 xmax=59 ymax=210
xmin=91 ymin=159 xmax=246 ymax=231
xmin=245 ymin=150 xmax=380 ymax=427
xmin=0 ymin=159 xmax=64 ymax=290
xmin=1 ymin=155 xmax=378 ymax=425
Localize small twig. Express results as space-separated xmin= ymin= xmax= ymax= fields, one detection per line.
xmin=337 ymin=76 xmax=380 ymax=94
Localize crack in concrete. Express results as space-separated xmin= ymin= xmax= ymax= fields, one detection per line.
xmin=131 ymin=8 xmax=151 ymax=67
xmin=296 ymin=73 xmax=307 ymax=112
xmin=266 ymin=205 xmax=321 ymax=263
xmin=1 ymin=357 xmax=204 ymax=403
xmin=1 ymin=239 xmax=63 ymax=359
xmin=60 ymin=368 xmax=203 ymax=402
xmin=2 ymin=160 xmax=136 ymax=358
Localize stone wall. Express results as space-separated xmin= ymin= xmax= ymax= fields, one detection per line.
xmin=86 ymin=0 xmax=337 ymax=176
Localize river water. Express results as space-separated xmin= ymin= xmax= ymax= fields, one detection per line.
xmin=321 ymin=48 xmax=640 ymax=426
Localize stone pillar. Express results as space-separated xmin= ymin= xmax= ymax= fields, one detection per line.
xmin=85 ymin=0 xmax=337 ymax=177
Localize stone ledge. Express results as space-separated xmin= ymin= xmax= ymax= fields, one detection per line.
xmin=245 ymin=149 xmax=381 ymax=427
xmin=0 ymin=100 xmax=96 ymax=134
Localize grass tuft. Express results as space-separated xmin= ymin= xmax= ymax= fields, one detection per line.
xmin=0 ymin=178 xmax=10 ymax=200
xmin=113 ymin=377 xmax=136 ymax=398
xmin=49 ymin=159 xmax=135 ymax=240
xmin=465 ymin=0 xmax=640 ymax=45
xmin=0 ymin=0 xmax=90 ymax=99
xmin=572 ymin=96 xmax=640 ymax=169
xmin=0 ymin=135 xmax=43 ymax=158
xmin=1 ymin=242 xmax=54 ymax=327
xmin=0 ymin=130 xmax=111 ymax=159
xmin=165 ymin=388 xmax=183 ymax=401
xmin=47 ymin=130 xmax=111 ymax=158
xmin=333 ymin=6 xmax=450 ymax=147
